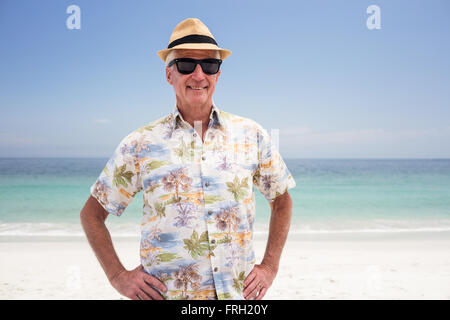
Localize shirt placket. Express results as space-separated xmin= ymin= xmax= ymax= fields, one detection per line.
xmin=194 ymin=123 xmax=225 ymax=298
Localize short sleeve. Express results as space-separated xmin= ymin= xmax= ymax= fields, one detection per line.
xmin=90 ymin=133 xmax=142 ymax=216
xmin=253 ymin=126 xmax=296 ymax=202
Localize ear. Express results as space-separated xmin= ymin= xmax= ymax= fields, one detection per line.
xmin=216 ymin=69 xmax=221 ymax=81
xmin=166 ymin=66 xmax=173 ymax=85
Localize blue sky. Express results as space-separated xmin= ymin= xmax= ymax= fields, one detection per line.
xmin=0 ymin=0 xmax=449 ymax=158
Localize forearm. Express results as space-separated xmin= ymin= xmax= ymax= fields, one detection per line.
xmin=81 ymin=212 xmax=125 ymax=281
xmin=261 ymin=192 xmax=292 ymax=273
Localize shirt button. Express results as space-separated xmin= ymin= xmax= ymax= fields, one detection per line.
xmin=201 ymin=156 xmax=206 ymax=161
xmin=193 ymin=132 xmax=197 ymax=137
xmin=211 ymin=239 xmax=216 ymax=244
xmin=205 ymin=181 xmax=210 ymax=187
xmin=208 ymin=210 xmax=213 ymax=215
xmin=214 ymin=267 xmax=218 ymax=272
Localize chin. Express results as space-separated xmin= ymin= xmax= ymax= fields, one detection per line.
xmin=187 ymin=95 xmax=208 ymax=106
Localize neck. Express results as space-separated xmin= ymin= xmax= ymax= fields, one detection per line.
xmin=177 ymin=101 xmax=212 ymax=130
xmin=176 ymin=99 xmax=212 ymax=133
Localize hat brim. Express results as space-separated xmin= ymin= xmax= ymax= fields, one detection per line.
xmin=157 ymin=43 xmax=231 ymax=62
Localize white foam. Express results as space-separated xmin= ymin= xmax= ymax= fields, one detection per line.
xmin=2 ymin=220 xmax=450 ymax=238
xmin=0 ymin=222 xmax=140 ymax=238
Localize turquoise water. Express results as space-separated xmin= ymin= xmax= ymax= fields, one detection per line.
xmin=1 ymin=158 xmax=450 ymax=236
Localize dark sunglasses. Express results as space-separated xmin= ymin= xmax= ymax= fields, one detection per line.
xmin=168 ymin=58 xmax=222 ymax=75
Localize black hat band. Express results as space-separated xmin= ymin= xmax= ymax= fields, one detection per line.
xmin=168 ymin=34 xmax=218 ymax=49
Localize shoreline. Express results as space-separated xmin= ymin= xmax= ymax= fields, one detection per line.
xmin=2 ymin=229 xmax=450 ymax=243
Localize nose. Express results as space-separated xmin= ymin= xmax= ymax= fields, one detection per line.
xmin=190 ymin=63 xmax=206 ymax=81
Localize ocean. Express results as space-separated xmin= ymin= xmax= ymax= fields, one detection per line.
xmin=1 ymin=158 xmax=450 ymax=237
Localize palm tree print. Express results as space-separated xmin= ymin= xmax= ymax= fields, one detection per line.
xmin=233 ymin=271 xmax=246 ymax=293
xmin=162 ymin=168 xmax=192 ymax=203
xmin=144 ymin=225 xmax=162 ymax=242
xmin=91 ymin=181 xmax=110 ymax=206
xmin=183 ymin=230 xmax=215 ymax=259
xmin=225 ymin=242 xmax=240 ymax=267
xmin=154 ymin=201 xmax=166 ymax=218
xmin=173 ymin=140 xmax=193 ymax=163
xmin=174 ymin=202 xmax=195 ymax=227
xmin=120 ymin=144 xmax=130 ymax=154
xmin=113 ymin=164 xmax=134 ymax=188
xmin=144 ymin=251 xmax=181 ymax=268
xmin=173 ymin=263 xmax=202 ymax=299
xmin=133 ymin=134 xmax=151 ymax=155
xmin=260 ymin=174 xmax=274 ymax=192
xmin=214 ymin=204 xmax=241 ymax=239
xmin=145 ymin=160 xmax=171 ymax=171
xmin=226 ymin=175 xmax=249 ymax=202
xmin=218 ymin=155 xmax=232 ymax=171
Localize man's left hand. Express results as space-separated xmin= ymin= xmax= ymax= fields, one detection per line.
xmin=243 ymin=263 xmax=277 ymax=300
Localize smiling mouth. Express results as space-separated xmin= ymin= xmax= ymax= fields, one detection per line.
xmin=187 ymin=86 xmax=208 ymax=90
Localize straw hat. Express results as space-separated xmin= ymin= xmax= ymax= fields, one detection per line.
xmin=157 ymin=18 xmax=232 ymax=62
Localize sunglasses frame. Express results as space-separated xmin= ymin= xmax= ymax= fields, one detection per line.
xmin=168 ymin=58 xmax=222 ymax=75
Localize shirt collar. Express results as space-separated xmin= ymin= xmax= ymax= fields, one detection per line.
xmin=171 ymin=103 xmax=223 ymax=131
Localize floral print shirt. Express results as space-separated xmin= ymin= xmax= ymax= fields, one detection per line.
xmin=90 ymin=104 xmax=296 ymax=300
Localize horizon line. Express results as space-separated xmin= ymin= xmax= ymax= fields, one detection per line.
xmin=0 ymin=157 xmax=449 ymax=160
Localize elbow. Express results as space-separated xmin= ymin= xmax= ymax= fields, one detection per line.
xmin=80 ymin=196 xmax=109 ymax=227
xmin=272 ymin=192 xmax=293 ymax=215
xmin=80 ymin=205 xmax=89 ymax=229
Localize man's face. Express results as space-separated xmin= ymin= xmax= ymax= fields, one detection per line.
xmin=166 ymin=49 xmax=221 ymax=109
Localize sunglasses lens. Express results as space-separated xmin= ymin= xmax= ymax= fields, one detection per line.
xmin=200 ymin=60 xmax=221 ymax=75
xmin=176 ymin=60 xmax=197 ymax=74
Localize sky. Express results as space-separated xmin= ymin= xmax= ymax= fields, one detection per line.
xmin=0 ymin=0 xmax=449 ymax=158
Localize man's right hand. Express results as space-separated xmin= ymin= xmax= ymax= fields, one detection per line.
xmin=109 ymin=265 xmax=168 ymax=300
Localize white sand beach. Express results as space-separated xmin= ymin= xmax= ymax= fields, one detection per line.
xmin=1 ymin=232 xmax=450 ymax=300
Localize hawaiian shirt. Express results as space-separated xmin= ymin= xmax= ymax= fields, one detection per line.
xmin=90 ymin=104 xmax=296 ymax=300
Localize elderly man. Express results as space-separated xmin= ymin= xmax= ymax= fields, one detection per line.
xmin=80 ymin=18 xmax=295 ymax=300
